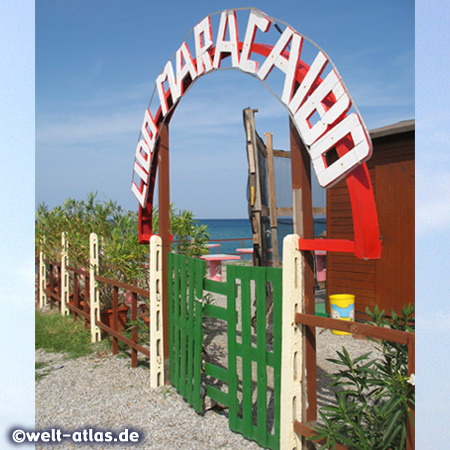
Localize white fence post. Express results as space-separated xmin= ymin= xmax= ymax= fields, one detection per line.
xmin=39 ymin=237 xmax=47 ymax=308
xmin=61 ymin=232 xmax=69 ymax=316
xmin=280 ymin=234 xmax=304 ymax=450
xmin=149 ymin=235 xmax=164 ymax=388
xmin=89 ymin=233 xmax=101 ymax=342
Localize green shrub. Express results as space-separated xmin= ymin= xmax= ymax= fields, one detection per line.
xmin=152 ymin=204 xmax=210 ymax=257
xmin=310 ymin=304 xmax=415 ymax=450
xmin=36 ymin=193 xmax=209 ymax=310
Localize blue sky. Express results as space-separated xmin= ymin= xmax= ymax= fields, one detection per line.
xmin=0 ymin=1 xmax=35 ymax=448
xmin=36 ymin=0 xmax=414 ymax=218
xmin=5 ymin=0 xmax=450 ymax=448
xmin=416 ymin=1 xmax=450 ymax=446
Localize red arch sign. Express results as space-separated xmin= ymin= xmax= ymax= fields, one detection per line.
xmin=132 ymin=8 xmax=381 ymax=260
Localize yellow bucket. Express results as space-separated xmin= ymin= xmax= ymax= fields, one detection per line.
xmin=329 ymin=294 xmax=355 ymax=335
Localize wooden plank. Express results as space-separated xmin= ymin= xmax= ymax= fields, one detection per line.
xmin=329 ymin=202 xmax=354 ymax=212
xmin=173 ymin=255 xmax=180 ymax=388
xmin=326 ymin=278 xmax=375 ymax=291
xmin=204 ymin=362 xmax=230 ymax=384
xmin=193 ymin=300 xmax=204 ymax=413
xmin=328 ymin=253 xmax=373 ymax=263
xmin=273 ymin=149 xmax=291 ymax=158
xmin=186 ymin=257 xmax=195 ymax=404
xmin=328 ymin=271 xmax=376 ymax=283
xmin=269 ymin=267 xmax=283 ymax=447
xmin=329 ymin=215 xmax=354 ymax=225
xmin=226 ymin=265 xmax=239 ymax=432
xmin=206 ymin=385 xmax=230 ymax=407
xmin=329 ymin=262 xmax=376 ymax=274
xmin=295 ymin=313 xmax=413 ymax=344
xmin=276 ymin=206 xmax=293 ymax=216
xmin=179 ymin=257 xmax=188 ymax=397
xmin=312 ymin=207 xmax=326 ymax=215
xmin=240 ymin=271 xmax=253 ymax=437
xmin=244 ymin=110 xmax=257 ymax=174
xmin=94 ymin=275 xmax=149 ymax=298
xmin=265 ymin=132 xmax=280 ymax=267
xmin=256 ymin=131 xmax=268 ymax=158
xmin=329 ymin=226 xmax=354 ymax=238
xmin=255 ymin=270 xmax=268 ymax=446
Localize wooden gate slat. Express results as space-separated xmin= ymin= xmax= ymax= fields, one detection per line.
xmin=168 ymin=254 xmax=282 ymax=449
xmin=255 ymin=268 xmax=268 ymax=446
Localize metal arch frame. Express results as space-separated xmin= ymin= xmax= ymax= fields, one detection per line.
xmin=136 ymin=9 xmax=382 ymax=261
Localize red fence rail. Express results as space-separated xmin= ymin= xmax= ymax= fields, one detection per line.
xmin=39 ymin=258 xmax=150 ymax=368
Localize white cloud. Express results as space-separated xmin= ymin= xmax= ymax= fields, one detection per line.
xmin=36 ymin=110 xmax=142 ymax=147
xmin=74 ymin=81 xmax=154 ymax=109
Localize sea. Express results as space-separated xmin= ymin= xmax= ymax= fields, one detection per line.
xmin=196 ymin=217 xmax=326 ymax=259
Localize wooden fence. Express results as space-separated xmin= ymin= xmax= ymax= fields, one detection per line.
xmin=37 ymin=233 xmax=415 ymax=449
xmin=281 ymin=235 xmax=415 ymax=450
xmin=37 ymin=233 xmax=151 ymax=369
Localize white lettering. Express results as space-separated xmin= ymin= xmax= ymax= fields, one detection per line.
xmin=132 ymin=178 xmax=149 ymax=208
xmin=239 ymin=10 xmax=271 ymax=74
xmin=156 ymin=61 xmax=180 ymax=116
xmin=140 ymin=109 xmax=158 ymax=162
xmin=257 ymin=27 xmax=302 ymax=107
xmin=132 ymin=9 xmax=374 ymax=206
xmin=213 ymin=10 xmax=240 ymax=69
xmin=133 ymin=161 xmax=149 ymax=184
xmin=175 ymin=41 xmax=197 ymax=94
xmin=135 ymin=140 xmax=151 ymax=174
xmin=294 ymin=70 xmax=350 ymax=145
xmin=310 ymin=113 xmax=371 ymax=187
xmin=288 ymin=51 xmax=328 ymax=115
xmin=194 ymin=16 xmax=214 ymax=75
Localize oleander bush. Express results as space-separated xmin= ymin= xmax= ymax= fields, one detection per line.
xmin=310 ymin=304 xmax=415 ymax=450
xmin=36 ymin=192 xmax=209 ymax=309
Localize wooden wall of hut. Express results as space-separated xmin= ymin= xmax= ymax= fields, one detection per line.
xmin=326 ymin=120 xmax=415 ymax=318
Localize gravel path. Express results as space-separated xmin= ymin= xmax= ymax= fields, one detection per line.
xmin=36 ymin=287 xmax=380 ymax=449
xmin=36 ymin=335 xmax=378 ymax=450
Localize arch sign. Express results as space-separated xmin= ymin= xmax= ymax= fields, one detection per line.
xmin=132 ymin=8 xmax=382 ymax=260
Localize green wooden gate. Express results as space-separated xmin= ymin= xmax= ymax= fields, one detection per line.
xmin=167 ymin=252 xmax=282 ymax=449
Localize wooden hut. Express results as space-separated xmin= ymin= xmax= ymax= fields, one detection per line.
xmin=326 ymin=120 xmax=415 ymax=318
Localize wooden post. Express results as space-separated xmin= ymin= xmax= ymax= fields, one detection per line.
xmin=150 ymin=235 xmax=165 ymax=388
xmin=289 ymin=119 xmax=317 ymax=435
xmin=73 ymin=272 xmax=79 ymax=320
xmin=131 ymin=292 xmax=138 ymax=368
xmin=39 ymin=237 xmax=47 ymax=308
xmin=280 ymin=234 xmax=304 ymax=449
xmin=265 ymin=132 xmax=280 ymax=267
xmin=112 ymin=286 xmax=119 ymax=354
xmin=158 ymin=122 xmax=171 ymax=377
xmin=89 ymin=233 xmax=101 ymax=343
xmin=61 ymin=232 xmax=69 ymax=316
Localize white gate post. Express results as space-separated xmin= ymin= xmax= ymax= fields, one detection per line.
xmin=89 ymin=233 xmax=101 ymax=342
xmin=61 ymin=232 xmax=69 ymax=316
xmin=280 ymin=234 xmax=304 ymax=450
xmin=39 ymin=237 xmax=47 ymax=308
xmin=149 ymin=235 xmax=164 ymax=388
